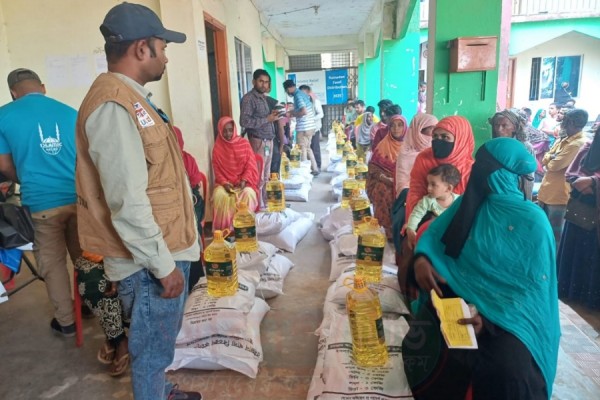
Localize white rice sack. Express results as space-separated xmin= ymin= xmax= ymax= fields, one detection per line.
xmin=334 ymin=224 xmax=354 ymax=239
xmin=326 ymin=161 xmax=340 ymax=173
xmin=285 ymin=182 xmax=311 ymax=202
xmin=237 ymin=241 xmax=279 ymax=274
xmin=329 ymin=239 xmax=356 ymax=281
xmin=329 ymin=153 xmax=342 ymax=164
xmin=319 ymin=204 xmax=353 ymax=241
xmin=337 ymin=233 xmax=358 ymax=256
xmin=307 ymin=335 xmax=328 ymax=400
xmin=315 ymin=283 xmax=347 ymax=337
xmin=256 ymin=253 xmax=295 ymax=299
xmin=330 ymin=264 xmax=409 ymax=315
xmin=318 ymin=312 xmax=413 ymax=400
xmin=282 ymin=174 xmax=305 ymax=190
xmin=260 ymin=216 xmax=314 ymax=252
xmin=330 ymin=173 xmax=347 ymax=189
xmin=169 ymin=297 xmax=270 ymax=378
xmin=256 ymin=208 xmax=303 ymax=236
xmin=332 ymin=186 xmax=342 ymax=202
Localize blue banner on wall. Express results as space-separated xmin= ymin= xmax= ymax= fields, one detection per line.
xmin=325 ymin=69 xmax=348 ymax=105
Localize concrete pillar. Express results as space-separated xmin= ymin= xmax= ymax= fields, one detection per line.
xmin=427 ymin=0 xmax=503 ymax=147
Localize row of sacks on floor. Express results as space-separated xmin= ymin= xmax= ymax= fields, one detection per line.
xmin=282 ymin=160 xmax=314 ymax=202
xmin=168 ymin=206 xmax=316 ymax=378
xmin=169 ymin=242 xmax=291 ymax=378
xmin=307 ymin=262 xmax=414 ymax=399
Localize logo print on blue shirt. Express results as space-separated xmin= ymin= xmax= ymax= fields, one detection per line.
xmin=39 ymin=123 xmax=63 ymax=156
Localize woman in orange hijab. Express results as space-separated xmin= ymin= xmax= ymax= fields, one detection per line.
xmin=211 ymin=116 xmax=259 ymax=231
xmin=367 ymin=114 xmax=408 ymax=238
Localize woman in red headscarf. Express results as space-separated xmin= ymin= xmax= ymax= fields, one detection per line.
xmin=398 ymin=115 xmax=475 ymax=293
xmin=212 ymin=116 xmax=259 ymax=232
xmin=367 ymin=114 xmax=408 ymax=238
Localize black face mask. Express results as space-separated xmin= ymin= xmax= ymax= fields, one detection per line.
xmin=432 ymin=139 xmax=455 ymax=159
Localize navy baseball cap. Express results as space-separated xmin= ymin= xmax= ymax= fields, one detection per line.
xmin=100 ymin=2 xmax=186 ymax=44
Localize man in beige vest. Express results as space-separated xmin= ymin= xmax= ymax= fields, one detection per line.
xmin=76 ymin=3 xmax=201 ymax=399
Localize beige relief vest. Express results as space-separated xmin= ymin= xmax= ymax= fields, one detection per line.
xmin=76 ymin=73 xmax=196 ymax=258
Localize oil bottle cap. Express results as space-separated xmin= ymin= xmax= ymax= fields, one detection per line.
xmin=358 ymin=158 xmax=364 ymax=163
xmin=214 ymin=230 xmax=224 ymax=241
xmin=237 ymin=200 xmax=248 ymax=210
xmin=348 ymin=170 xmax=355 ymax=178
xmin=353 ymin=275 xmax=367 ymax=290
xmin=352 ymin=188 xmax=361 ymax=196
xmin=270 ymin=172 xmax=279 ymax=180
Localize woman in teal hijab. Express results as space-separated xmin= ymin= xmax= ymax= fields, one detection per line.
xmin=532 ymin=108 xmax=546 ymax=129
xmin=402 ymin=138 xmax=560 ymax=400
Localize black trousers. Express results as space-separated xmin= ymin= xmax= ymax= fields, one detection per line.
xmin=271 ymin=134 xmax=282 ymax=174
xmin=310 ymin=129 xmax=322 ymax=170
xmin=402 ymin=285 xmax=547 ymax=400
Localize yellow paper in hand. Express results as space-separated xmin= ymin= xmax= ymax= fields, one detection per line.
xmin=431 ymin=290 xmax=478 ymax=349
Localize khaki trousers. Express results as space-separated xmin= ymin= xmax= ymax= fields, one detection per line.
xmin=31 ymin=204 xmax=82 ymax=326
xmin=296 ymin=129 xmax=318 ymax=172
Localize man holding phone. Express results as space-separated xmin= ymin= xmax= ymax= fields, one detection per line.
xmin=240 ymin=69 xmax=279 ymax=207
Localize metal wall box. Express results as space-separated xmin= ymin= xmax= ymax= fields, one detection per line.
xmin=449 ymin=36 xmax=498 ymax=72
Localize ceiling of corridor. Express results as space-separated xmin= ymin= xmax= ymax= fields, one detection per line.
xmin=250 ymin=0 xmax=389 ymax=54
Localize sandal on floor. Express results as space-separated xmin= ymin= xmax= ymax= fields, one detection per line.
xmin=97 ymin=342 xmax=115 ymax=365
xmin=109 ymin=353 xmax=129 ymax=377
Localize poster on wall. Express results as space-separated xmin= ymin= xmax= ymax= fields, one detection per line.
xmin=287 ymin=69 xmax=349 ymax=105
xmin=540 ymin=57 xmax=556 ymax=99
xmin=286 ymin=71 xmax=327 ymax=104
xmin=325 ymin=69 xmax=348 ymax=105
xmin=554 ymin=55 xmax=581 ymax=101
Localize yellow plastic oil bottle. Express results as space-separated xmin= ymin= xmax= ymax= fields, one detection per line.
xmin=342 ymin=140 xmax=354 ymax=162
xmin=346 ymin=150 xmax=358 ymax=174
xmin=355 ymin=158 xmax=368 ymax=190
xmin=280 ymin=152 xmax=291 ymax=180
xmin=349 ymin=188 xmax=372 ymax=235
xmin=266 ymin=173 xmax=286 ymax=212
xmin=346 ymin=275 xmax=388 ymax=367
xmin=341 ymin=170 xmax=359 ymax=209
xmin=290 ymin=144 xmax=301 ymax=168
xmin=336 ymin=131 xmax=346 ymax=156
xmin=355 ymin=217 xmax=386 ymax=283
xmin=233 ymin=200 xmax=259 ymax=253
xmin=205 ymin=229 xmax=238 ymax=297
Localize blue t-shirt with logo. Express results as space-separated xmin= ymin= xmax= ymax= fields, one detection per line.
xmin=0 ymin=93 xmax=77 ymax=212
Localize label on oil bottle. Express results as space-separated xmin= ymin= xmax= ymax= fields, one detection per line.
xmin=290 ymin=154 xmax=300 ymax=163
xmin=357 ymin=244 xmax=384 ymax=262
xmin=206 ymin=261 xmax=233 ymax=277
xmin=375 ymin=317 xmax=385 ymax=343
xmin=352 ymin=207 xmax=371 ymax=222
xmin=336 ymin=142 xmax=344 ymax=151
xmin=267 ymin=189 xmax=283 ymax=201
xmin=342 ymin=188 xmax=354 ymax=199
xmin=356 ymin=170 xmax=367 ymax=181
xmin=234 ymin=226 xmax=256 ymax=240
xmin=284 ymin=164 xmax=290 ymax=173
xmin=346 ymin=159 xmax=357 ymax=169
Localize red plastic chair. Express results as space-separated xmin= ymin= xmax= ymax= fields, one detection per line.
xmin=255 ymin=153 xmax=264 ymax=212
xmin=73 ymin=269 xmax=84 ymax=347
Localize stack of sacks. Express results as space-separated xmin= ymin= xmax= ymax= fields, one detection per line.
xmin=319 ymin=203 xmax=353 ymax=240
xmin=237 ymin=241 xmax=295 ymax=300
xmin=168 ymin=270 xmax=269 ymax=378
xmin=328 ymin=225 xmax=396 ymax=282
xmin=309 ymin=262 xmax=413 ymax=399
xmin=256 ymin=208 xmax=315 ymax=252
xmin=287 ymin=160 xmax=313 ymax=202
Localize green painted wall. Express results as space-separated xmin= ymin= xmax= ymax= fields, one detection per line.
xmin=430 ymin=0 xmax=502 ymax=148
xmin=382 ymin=0 xmax=420 ymax=122
xmin=364 ymin=48 xmax=382 ymax=108
xmin=510 ymin=17 xmax=600 ymax=55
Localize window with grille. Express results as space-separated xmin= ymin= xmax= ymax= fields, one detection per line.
xmin=235 ymin=38 xmax=253 ymax=101
xmin=529 ymin=57 xmax=541 ymax=101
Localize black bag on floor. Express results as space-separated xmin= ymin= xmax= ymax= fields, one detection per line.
xmin=0 ymin=203 xmax=35 ymax=248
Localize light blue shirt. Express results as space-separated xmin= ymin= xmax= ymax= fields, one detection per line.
xmin=293 ymin=89 xmax=316 ymax=132
xmin=0 ymin=93 xmax=77 ymax=212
